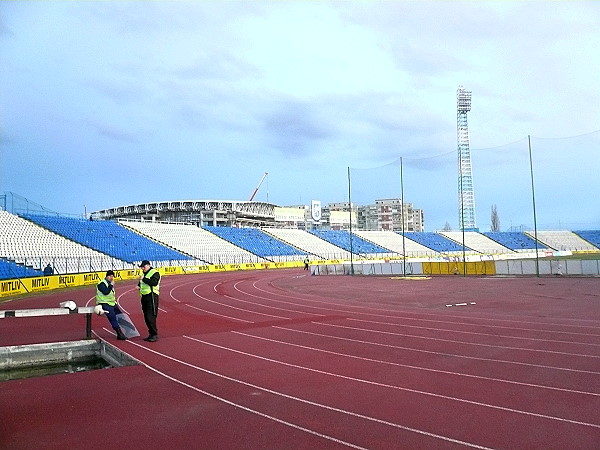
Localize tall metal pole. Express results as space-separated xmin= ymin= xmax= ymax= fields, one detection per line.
xmin=461 ymin=175 xmax=467 ymax=276
xmin=457 ymin=86 xmax=473 ymax=276
xmin=347 ymin=166 xmax=354 ymax=275
xmin=528 ymin=135 xmax=540 ymax=277
xmin=400 ymin=157 xmax=406 ymax=276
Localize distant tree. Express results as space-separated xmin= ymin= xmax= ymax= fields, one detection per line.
xmin=443 ymin=221 xmax=452 ymax=231
xmin=491 ymin=204 xmax=500 ymax=231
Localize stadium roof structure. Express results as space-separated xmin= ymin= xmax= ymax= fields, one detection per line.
xmin=91 ymin=199 xmax=278 ymax=227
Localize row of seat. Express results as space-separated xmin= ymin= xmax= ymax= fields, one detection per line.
xmin=0 ymin=259 xmax=43 ymax=279
xmin=205 ymin=226 xmax=304 ymax=258
xmin=309 ymin=230 xmax=395 ymax=256
xmin=0 ymin=211 xmax=128 ymax=272
xmin=1 ymin=210 xmax=599 ymax=279
xmin=264 ymin=228 xmax=352 ymax=260
xmin=21 ymin=214 xmax=193 ymax=264
xmin=571 ymin=230 xmax=600 ymax=249
xmin=120 ymin=221 xmax=266 ymax=264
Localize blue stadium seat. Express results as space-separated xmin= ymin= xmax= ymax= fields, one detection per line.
xmin=573 ymin=230 xmax=600 ymax=249
xmin=20 ymin=214 xmax=192 ymax=264
xmin=403 ymin=232 xmax=469 ymax=252
xmin=482 ymin=232 xmax=540 ymax=251
xmin=0 ymin=259 xmax=43 ymax=280
xmin=309 ymin=230 xmax=392 ymax=256
xmin=204 ymin=226 xmax=303 ymax=258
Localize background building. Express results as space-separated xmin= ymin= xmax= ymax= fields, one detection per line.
xmin=91 ymin=198 xmax=423 ymax=231
xmin=360 ymin=199 xmax=424 ymax=232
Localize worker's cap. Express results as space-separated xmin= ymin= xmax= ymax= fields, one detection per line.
xmin=139 ymin=260 xmax=151 ymax=267
xmin=106 ymin=270 xmax=115 ymax=277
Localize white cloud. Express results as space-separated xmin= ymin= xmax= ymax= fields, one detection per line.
xmin=0 ymin=1 xmax=598 ymax=229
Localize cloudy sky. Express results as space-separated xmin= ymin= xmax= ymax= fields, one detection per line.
xmin=1 ymin=1 xmax=599 ymax=231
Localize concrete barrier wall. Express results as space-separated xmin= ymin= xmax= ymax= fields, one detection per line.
xmin=314 ymin=259 xmax=599 ymax=276
xmin=311 ymin=262 xmax=423 ymax=276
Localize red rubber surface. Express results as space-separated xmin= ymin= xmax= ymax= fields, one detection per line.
xmin=1 ymin=270 xmax=599 ymax=449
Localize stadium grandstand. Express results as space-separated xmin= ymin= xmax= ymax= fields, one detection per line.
xmin=0 ymin=192 xmax=599 ymax=280
xmin=91 ymin=200 xmax=276 ymax=227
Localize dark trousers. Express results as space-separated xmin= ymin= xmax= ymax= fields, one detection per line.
xmin=141 ymin=293 xmax=159 ymax=337
xmin=99 ymin=303 xmax=123 ymax=330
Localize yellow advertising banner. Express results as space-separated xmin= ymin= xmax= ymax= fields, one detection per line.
xmin=0 ymin=260 xmax=314 ymax=299
xmin=27 ymin=276 xmax=59 ymax=293
xmin=0 ymin=279 xmax=26 ymax=297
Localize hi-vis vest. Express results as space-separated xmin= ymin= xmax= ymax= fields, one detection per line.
xmin=96 ymin=279 xmax=116 ymax=306
xmin=139 ymin=268 xmax=160 ymax=296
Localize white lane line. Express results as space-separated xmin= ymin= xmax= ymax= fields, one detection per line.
xmin=315 ymin=322 xmax=600 ymax=374
xmin=112 ymin=336 xmax=368 ymax=450
xmin=250 ymin=327 xmax=600 ymax=397
xmin=113 ymin=332 xmax=493 ymax=449
xmin=169 ymin=278 xmax=210 ymax=303
xmin=192 ymin=284 xmax=288 ymax=320
xmin=226 ymin=281 xmax=323 ymax=316
xmin=248 ymin=280 xmax=600 ymax=331
xmin=184 ymin=303 xmax=252 ymax=323
xmin=183 ymin=335 xmax=600 ymax=430
xmin=346 ymin=318 xmax=600 ymax=350
xmin=167 ymin=279 xmax=253 ymax=323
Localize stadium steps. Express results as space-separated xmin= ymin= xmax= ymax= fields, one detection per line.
xmin=118 ymin=221 xmax=202 ymax=262
xmin=204 ymin=226 xmax=303 ymax=262
xmin=19 ymin=213 xmax=191 ymax=265
xmin=309 ymin=230 xmax=395 ymax=257
xmin=262 ymin=228 xmax=350 ymax=260
xmin=482 ymin=232 xmax=548 ymax=252
xmin=403 ymin=232 xmax=471 ymax=253
xmin=572 ymin=230 xmax=600 ymax=251
xmin=438 ymin=231 xmax=511 ymax=254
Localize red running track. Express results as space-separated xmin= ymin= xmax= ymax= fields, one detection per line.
xmin=1 ymin=270 xmax=599 ymax=449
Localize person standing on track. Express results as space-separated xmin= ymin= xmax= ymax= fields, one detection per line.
xmin=138 ymin=260 xmax=160 ymax=342
xmin=96 ymin=270 xmax=127 ymax=340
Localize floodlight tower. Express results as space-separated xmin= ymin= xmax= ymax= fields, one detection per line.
xmin=457 ymin=86 xmax=477 ymax=231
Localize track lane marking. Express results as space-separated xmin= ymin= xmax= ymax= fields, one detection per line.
xmin=182 ymin=334 xmax=600 ymax=430
xmin=246 ymin=327 xmax=600 ymax=397
xmin=236 ymin=279 xmax=600 ymax=351
xmin=184 ymin=303 xmax=252 ymax=323
xmin=102 ymin=331 xmax=368 ymax=450
xmin=311 ymin=323 xmax=600 ymax=375
xmin=248 ymin=278 xmax=600 ymax=330
xmin=105 ymin=330 xmax=494 ymax=449
xmin=345 ymin=318 xmax=600 ymax=355
xmin=192 ymin=283 xmax=288 ymax=320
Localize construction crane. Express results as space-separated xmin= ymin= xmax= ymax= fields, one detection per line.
xmin=248 ymin=172 xmax=268 ymax=202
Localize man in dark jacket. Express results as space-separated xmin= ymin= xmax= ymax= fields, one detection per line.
xmin=138 ymin=260 xmax=160 ymax=342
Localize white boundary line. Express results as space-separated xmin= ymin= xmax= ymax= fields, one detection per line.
xmin=112 ymin=331 xmax=493 ymax=450
xmin=344 ymin=318 xmax=600 ymax=356
xmin=250 ymin=327 xmax=600 ymax=397
xmin=190 ymin=283 xmax=288 ymax=320
xmin=315 ymin=322 xmax=600 ymax=374
xmin=182 ymin=334 xmax=600 ymax=430
xmin=248 ymin=277 xmax=600 ymax=329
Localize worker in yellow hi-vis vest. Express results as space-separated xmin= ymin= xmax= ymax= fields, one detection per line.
xmin=137 ymin=260 xmax=160 ymax=342
xmin=96 ymin=270 xmax=127 ymax=340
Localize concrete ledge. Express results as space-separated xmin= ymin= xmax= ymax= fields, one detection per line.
xmin=0 ymin=340 xmax=138 ymax=370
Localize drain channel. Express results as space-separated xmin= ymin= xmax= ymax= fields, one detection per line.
xmin=0 ymin=340 xmax=139 ymax=381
